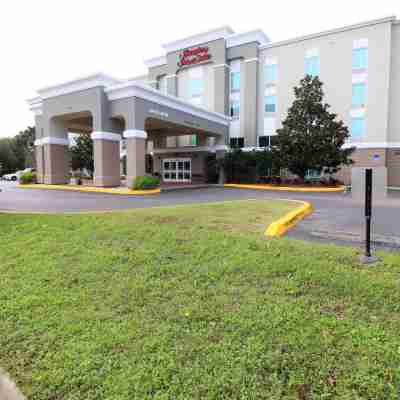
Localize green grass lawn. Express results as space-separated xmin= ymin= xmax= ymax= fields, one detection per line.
xmin=1 ymin=200 xmax=400 ymax=400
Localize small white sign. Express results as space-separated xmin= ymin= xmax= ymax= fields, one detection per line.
xmin=149 ymin=109 xmax=168 ymax=118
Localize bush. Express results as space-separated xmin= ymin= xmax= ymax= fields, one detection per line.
xmin=19 ymin=171 xmax=36 ymax=184
xmin=132 ymin=175 xmax=159 ymax=190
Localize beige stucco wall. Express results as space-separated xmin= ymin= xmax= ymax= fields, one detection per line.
xmin=388 ymin=23 xmax=400 ymax=144
xmin=258 ymin=20 xmax=393 ymax=145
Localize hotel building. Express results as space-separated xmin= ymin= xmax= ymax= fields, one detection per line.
xmin=28 ymin=16 xmax=400 ymax=188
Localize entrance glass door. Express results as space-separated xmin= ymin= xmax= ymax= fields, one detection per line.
xmin=162 ymin=158 xmax=191 ymax=183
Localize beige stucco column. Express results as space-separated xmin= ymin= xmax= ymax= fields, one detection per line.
xmin=123 ymin=130 xmax=147 ymax=187
xmin=40 ymin=137 xmax=70 ymax=184
xmin=91 ymin=132 xmax=121 ymax=187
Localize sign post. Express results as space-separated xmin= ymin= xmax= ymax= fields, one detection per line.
xmin=360 ymin=168 xmax=378 ymax=264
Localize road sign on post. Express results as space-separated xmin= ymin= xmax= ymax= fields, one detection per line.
xmin=360 ymin=168 xmax=378 ymax=264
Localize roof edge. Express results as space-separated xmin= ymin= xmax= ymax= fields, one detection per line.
xmin=260 ymin=15 xmax=396 ymax=50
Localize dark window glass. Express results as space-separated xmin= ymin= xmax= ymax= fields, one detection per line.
xmin=178 ymin=161 xmax=184 ymax=170
xmin=230 ymin=138 xmax=244 ymax=148
xmin=184 ymin=161 xmax=191 ymax=170
xmin=258 ymin=136 xmax=269 ymax=148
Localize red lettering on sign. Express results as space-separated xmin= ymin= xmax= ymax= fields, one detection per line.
xmin=178 ymin=47 xmax=211 ymax=68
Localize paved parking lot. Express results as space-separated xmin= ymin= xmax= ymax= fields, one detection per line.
xmin=1 ymin=182 xmax=399 ymax=249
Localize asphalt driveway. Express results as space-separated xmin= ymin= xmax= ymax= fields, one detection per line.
xmin=1 ymin=182 xmax=399 ymax=250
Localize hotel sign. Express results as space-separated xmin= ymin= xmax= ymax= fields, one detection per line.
xmin=177 ymin=46 xmax=211 ymax=69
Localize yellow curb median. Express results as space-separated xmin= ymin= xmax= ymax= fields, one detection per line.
xmin=224 ymin=183 xmax=345 ymax=192
xmin=18 ymin=184 xmax=160 ymax=196
xmin=265 ymin=201 xmax=313 ymax=237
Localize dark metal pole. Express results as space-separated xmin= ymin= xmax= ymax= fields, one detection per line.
xmin=365 ymin=168 xmax=373 ymax=258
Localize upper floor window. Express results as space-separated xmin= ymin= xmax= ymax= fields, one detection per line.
xmin=305 ymin=49 xmax=320 ymax=77
xmin=351 ymin=117 xmax=365 ymax=139
xmin=230 ymin=70 xmax=240 ymax=92
xmin=190 ymin=79 xmax=203 ymax=97
xmin=352 ymin=82 xmax=367 ymax=107
xmin=265 ymin=62 xmax=277 ymax=83
xmin=189 ymin=66 xmax=204 ymax=106
xmin=229 ymin=60 xmax=241 ymax=118
xmin=352 ymin=39 xmax=368 ymax=70
xmin=352 ymin=47 xmax=368 ymax=70
xmin=265 ymin=95 xmax=276 ymax=113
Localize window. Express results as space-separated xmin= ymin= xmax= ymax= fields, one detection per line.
xmin=305 ymin=56 xmax=320 ymax=77
xmin=352 ymin=83 xmax=366 ymax=107
xmin=190 ymin=79 xmax=203 ymax=97
xmin=259 ymin=135 xmax=278 ymax=148
xmin=230 ymin=95 xmax=240 ymax=118
xmin=265 ymin=95 xmax=276 ymax=113
xmin=229 ymin=61 xmax=241 ymax=120
xmin=230 ymin=71 xmax=240 ymax=92
xmin=259 ymin=136 xmax=269 ymax=148
xmin=352 ymin=47 xmax=368 ymax=70
xmin=188 ymin=66 xmax=204 ymax=106
xmin=230 ymin=137 xmax=244 ymax=148
xmin=351 ymin=117 xmax=365 ymax=139
xmin=265 ymin=63 xmax=277 ymax=83
xmin=190 ymin=135 xmax=197 ymax=146
xmin=306 ymin=169 xmax=321 ymax=179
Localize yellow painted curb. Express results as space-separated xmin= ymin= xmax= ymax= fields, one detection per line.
xmin=224 ymin=183 xmax=345 ymax=193
xmin=265 ymin=201 xmax=313 ymax=237
xmin=18 ymin=184 xmax=160 ymax=196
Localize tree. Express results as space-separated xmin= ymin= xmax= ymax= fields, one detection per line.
xmin=69 ymin=134 xmax=94 ymax=176
xmin=10 ymin=127 xmax=35 ymax=170
xmin=0 ymin=138 xmax=17 ymax=175
xmin=272 ymin=75 xmax=355 ymax=181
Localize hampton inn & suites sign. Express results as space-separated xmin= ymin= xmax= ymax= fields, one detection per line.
xmin=177 ymin=47 xmax=211 ymax=69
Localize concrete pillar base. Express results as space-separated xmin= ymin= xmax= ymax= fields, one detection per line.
xmin=43 ymin=143 xmax=69 ymax=185
xmin=92 ymin=132 xmax=121 ymax=188
xmin=126 ymin=136 xmax=147 ymax=186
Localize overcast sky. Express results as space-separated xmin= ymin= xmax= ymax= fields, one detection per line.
xmin=0 ymin=0 xmax=399 ymax=138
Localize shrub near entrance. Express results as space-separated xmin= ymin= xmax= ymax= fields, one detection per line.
xmin=132 ymin=175 xmax=160 ymax=190
xmin=18 ymin=171 xmax=36 ymax=185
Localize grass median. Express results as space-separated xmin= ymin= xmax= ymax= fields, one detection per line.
xmin=1 ymin=200 xmax=400 ymax=399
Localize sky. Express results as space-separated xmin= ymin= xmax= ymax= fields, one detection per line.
xmin=0 ymin=0 xmax=399 ymax=138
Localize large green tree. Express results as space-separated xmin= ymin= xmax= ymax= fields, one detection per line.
xmin=272 ymin=75 xmax=354 ymax=180
xmin=69 ymin=134 xmax=94 ymax=176
xmin=10 ymin=126 xmax=35 ymax=170
xmin=0 ymin=138 xmax=18 ymax=175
